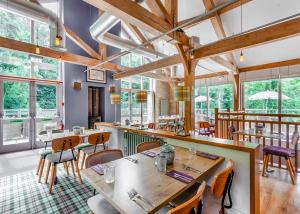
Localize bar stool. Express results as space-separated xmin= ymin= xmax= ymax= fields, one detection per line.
xmin=262 ymin=131 xmax=299 ymax=184
xmin=80 ymin=132 xmax=110 ymax=169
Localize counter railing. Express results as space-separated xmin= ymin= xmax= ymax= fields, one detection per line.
xmin=214 ymin=108 xmax=300 ymax=172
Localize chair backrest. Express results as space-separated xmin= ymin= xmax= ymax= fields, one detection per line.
xmin=167 ymin=181 xmax=206 ymax=214
xmin=52 ymin=135 xmax=80 ymax=152
xmin=148 ymin=123 xmax=156 ymax=129
xmin=198 ymin=121 xmax=209 ymax=129
xmin=88 ymin=132 xmax=110 ymax=146
xmin=228 ymin=125 xmax=236 ymax=140
xmin=136 ymin=141 xmax=161 ymax=153
xmin=291 ymin=131 xmax=299 ymax=147
xmin=211 ymin=160 xmax=234 ymax=197
xmin=85 ymin=149 xmax=123 ymax=168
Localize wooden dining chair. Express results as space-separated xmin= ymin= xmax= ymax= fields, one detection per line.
xmin=262 ymin=131 xmax=299 ymax=184
xmin=80 ymin=132 xmax=111 ymax=169
xmin=148 ymin=122 xmax=156 ymax=129
xmin=197 ymin=121 xmax=213 ymax=136
xmin=210 ymin=160 xmax=235 ymax=214
xmin=36 ymin=129 xmax=63 ymax=183
xmin=86 ymin=149 xmax=123 ymax=214
xmin=136 ymin=141 xmax=161 ymax=153
xmin=167 ymin=181 xmax=206 ymax=214
xmin=45 ymin=135 xmax=82 ymax=193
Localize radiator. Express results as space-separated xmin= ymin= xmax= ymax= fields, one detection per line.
xmin=124 ymin=132 xmax=158 ymax=156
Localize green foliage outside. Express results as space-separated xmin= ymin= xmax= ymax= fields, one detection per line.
xmin=195 ymin=79 xmax=300 ymax=115
xmin=0 ymin=10 xmax=58 ymax=118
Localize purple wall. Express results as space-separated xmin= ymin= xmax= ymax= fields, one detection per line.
xmin=63 ymin=0 xmax=121 ymax=129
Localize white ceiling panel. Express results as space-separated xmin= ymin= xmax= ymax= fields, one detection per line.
xmin=220 ymin=0 xmax=300 ymax=36
xmin=233 ymin=36 xmax=300 ymax=67
xmin=185 ymin=20 xmax=218 ymax=45
xmin=178 ymin=0 xmax=206 ymax=21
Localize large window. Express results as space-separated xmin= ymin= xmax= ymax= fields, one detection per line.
xmin=120 ymin=54 xmax=154 ymax=124
xmin=244 ymin=79 xmax=279 ymax=114
xmin=281 ymin=78 xmax=300 ymax=115
xmin=195 ymin=83 xmax=233 ymax=121
xmin=120 ymin=76 xmax=153 ymax=124
xmin=0 ymin=1 xmax=62 ymax=152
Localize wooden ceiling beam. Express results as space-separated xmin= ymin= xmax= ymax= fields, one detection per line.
xmin=116 ymin=16 xmax=300 ymax=78
xmin=65 ymin=26 xmax=101 ymax=59
xmin=193 ymin=16 xmax=300 ymax=60
xmin=239 ymin=58 xmax=300 ymax=73
xmin=83 ymin=0 xmax=189 ymax=46
xmin=179 ymin=0 xmax=252 ymax=30
xmin=195 ymin=71 xmax=228 ymax=79
xmin=145 ymin=0 xmax=172 ymax=24
xmin=114 ymin=55 xmax=182 ymax=79
xmin=202 ymin=0 xmax=237 ymax=67
xmin=0 ymin=36 xmax=123 ymax=71
xmin=196 ymin=57 xmax=300 ymax=78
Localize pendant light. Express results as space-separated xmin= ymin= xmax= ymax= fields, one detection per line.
xmin=35 ymin=24 xmax=40 ymax=54
xmin=239 ymin=0 xmax=244 ymax=62
xmin=55 ymin=0 xmax=62 ymax=46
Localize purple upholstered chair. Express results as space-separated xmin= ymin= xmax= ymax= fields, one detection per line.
xmin=262 ymin=131 xmax=299 ymax=184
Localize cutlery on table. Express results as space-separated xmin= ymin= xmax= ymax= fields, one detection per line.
xmin=125 ymin=157 xmax=139 ymax=163
xmin=127 ymin=191 xmax=149 ymax=211
xmin=173 ymin=173 xmax=192 ymax=183
xmin=130 ymin=188 xmax=153 ymax=207
xmin=183 ymin=164 xmax=202 ymax=174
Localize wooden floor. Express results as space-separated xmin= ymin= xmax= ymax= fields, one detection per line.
xmin=0 ymin=150 xmax=299 ymax=213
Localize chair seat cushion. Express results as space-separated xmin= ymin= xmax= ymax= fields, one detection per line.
xmin=199 ymin=130 xmax=212 ymax=135
xmin=75 ymin=143 xmax=93 ymax=151
xmin=82 ymin=145 xmax=105 ymax=155
xmin=263 ymin=146 xmax=293 ymax=157
xmin=46 ymin=150 xmax=77 ymax=163
xmin=87 ymin=194 xmax=120 ymax=214
xmin=38 ymin=149 xmax=52 ymax=157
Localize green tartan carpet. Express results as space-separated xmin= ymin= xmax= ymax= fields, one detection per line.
xmin=0 ymin=167 xmax=93 ymax=214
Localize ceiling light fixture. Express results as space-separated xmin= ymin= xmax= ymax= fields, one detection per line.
xmin=55 ymin=0 xmax=62 ymax=46
xmin=239 ymin=51 xmax=244 ymax=62
xmin=239 ymin=0 xmax=244 ymax=62
xmin=190 ymin=50 xmax=194 ymax=59
xmin=36 ymin=24 xmax=40 ymax=54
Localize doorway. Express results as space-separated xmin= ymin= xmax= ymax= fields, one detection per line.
xmin=88 ymin=87 xmax=104 ymax=129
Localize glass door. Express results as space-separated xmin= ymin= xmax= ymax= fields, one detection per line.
xmin=0 ymin=81 xmax=32 ymax=153
xmin=35 ymin=83 xmax=59 ymax=148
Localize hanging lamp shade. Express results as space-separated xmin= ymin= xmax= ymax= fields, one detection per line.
xmin=110 ymin=93 xmax=120 ymax=104
xmin=135 ymin=90 xmax=147 ymax=103
xmin=174 ymin=85 xmax=190 ymax=102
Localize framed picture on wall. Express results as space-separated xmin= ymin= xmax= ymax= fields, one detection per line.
xmin=87 ymin=69 xmax=106 ymax=83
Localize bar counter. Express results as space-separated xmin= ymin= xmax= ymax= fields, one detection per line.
xmin=95 ymin=122 xmax=260 ymax=214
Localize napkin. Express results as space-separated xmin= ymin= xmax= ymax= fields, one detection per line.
xmin=196 ymin=151 xmax=220 ymax=160
xmin=91 ymin=164 xmax=105 ymax=175
xmin=141 ymin=151 xmax=158 ymax=158
xmin=166 ymin=170 xmax=194 ymax=184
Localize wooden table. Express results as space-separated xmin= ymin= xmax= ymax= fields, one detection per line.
xmin=38 ymin=129 xmax=106 ymax=147
xmin=233 ymin=129 xmax=285 ymax=143
xmin=82 ymin=146 xmax=224 ymax=214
